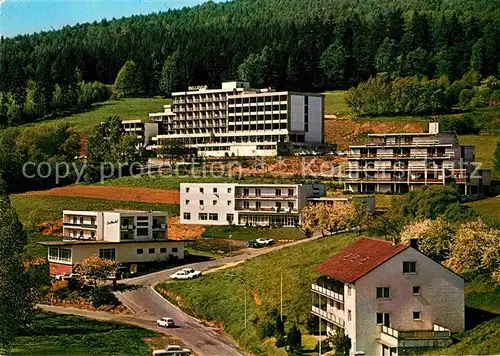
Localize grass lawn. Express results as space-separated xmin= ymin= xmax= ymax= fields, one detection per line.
xmin=11 ymin=195 xmax=179 ymax=227
xmin=466 ymin=196 xmax=500 ymax=225
xmin=10 ymin=97 xmax=169 ymax=134
xmin=100 ymin=173 xmax=299 ymax=191
xmin=202 ymin=225 xmax=305 ymax=241
xmin=458 ymin=135 xmax=499 ymax=171
xmin=8 ymin=312 xmax=160 ymax=355
xmin=323 ymin=91 xmax=351 ymax=116
xmin=156 ymin=233 xmax=359 ymax=354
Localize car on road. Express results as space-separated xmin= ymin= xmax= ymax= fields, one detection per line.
xmin=152 ymin=345 xmax=191 ymax=355
xmin=54 ymin=273 xmax=81 ymax=281
xmin=247 ymin=239 xmax=263 ymax=248
xmin=169 ymin=268 xmax=202 ymax=280
xmin=256 ymin=238 xmax=275 ymax=246
xmin=157 ymin=317 xmax=175 ymax=328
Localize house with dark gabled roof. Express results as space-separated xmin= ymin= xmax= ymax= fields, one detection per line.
xmin=311 ymin=238 xmax=464 ymax=356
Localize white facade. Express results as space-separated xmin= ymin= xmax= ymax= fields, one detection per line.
xmin=180 ymin=183 xmax=326 ymax=226
xmin=344 ymin=123 xmax=489 ymax=195
xmin=44 ymin=210 xmax=181 ymax=275
xmin=312 ymin=239 xmax=464 ymax=356
xmin=121 ymin=120 xmax=159 ymax=148
xmin=150 ymin=81 xmax=324 ymax=157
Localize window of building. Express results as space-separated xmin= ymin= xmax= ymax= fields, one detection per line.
xmin=348 ymin=286 xmax=351 ymax=296
xmin=99 ymin=248 xmax=116 ymax=261
xmin=256 ymin=188 xmax=261 ymax=196
xmin=186 ymin=187 xmax=190 ymax=193
xmin=348 ymin=310 xmax=352 ymax=321
xmin=137 ymin=248 xmax=144 ymax=255
xmin=376 ymin=287 xmax=390 ymax=299
xmin=199 ymin=200 xmax=204 ymax=206
xmin=199 ymin=213 xmax=208 ymax=221
xmin=227 ymin=214 xmax=234 ymax=222
xmin=49 ymin=247 xmax=72 ymax=263
xmin=213 ymin=200 xmax=217 ymax=206
xmin=377 ymin=313 xmax=390 ymax=326
xmin=185 ymin=200 xmax=190 ymax=205
xmin=243 ymin=188 xmax=249 ymax=196
xmin=148 ymin=248 xmax=155 ymax=254
xmin=200 ymin=187 xmax=204 ymax=193
xmin=403 ymin=261 xmax=417 ymax=274
xmin=209 ymin=213 xmax=218 ymax=221
xmin=160 ymin=248 xmax=167 ymax=254
xmin=413 ymin=311 xmax=421 ymax=320
xmin=288 ymin=202 xmax=294 ymax=209
xmin=244 ymin=201 xmax=250 ymax=209
xmin=213 ymin=187 xmax=217 ymax=193
xmin=288 ymin=188 xmax=294 ymax=196
xmin=137 ymin=228 xmax=149 ymax=236
xmin=256 ymin=202 xmax=261 ymax=209
xmin=276 ymin=202 xmax=282 ymax=209
xmin=275 ymin=189 xmax=281 ymax=196
xmin=183 ymin=212 xmax=191 ymax=220
xmin=172 ymin=247 xmax=178 ymax=253
xmin=228 ymin=187 xmax=232 ymax=193
xmin=227 ymin=200 xmax=231 ymax=206
xmin=412 ymin=286 xmax=421 ymax=295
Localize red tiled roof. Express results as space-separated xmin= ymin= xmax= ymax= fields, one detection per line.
xmin=314 ymin=238 xmax=409 ymax=283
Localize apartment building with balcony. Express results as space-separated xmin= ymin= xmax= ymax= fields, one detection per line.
xmin=121 ymin=119 xmax=159 ymax=148
xmin=180 ymin=183 xmax=326 ymax=227
xmin=149 ymin=81 xmax=324 ymax=157
xmin=311 ymin=238 xmax=464 ymax=356
xmin=344 ymin=123 xmax=490 ymax=195
xmin=40 ymin=210 xmax=184 ymax=276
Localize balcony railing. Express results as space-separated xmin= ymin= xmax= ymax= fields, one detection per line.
xmin=366 ymin=140 xmax=440 ymax=146
xmin=120 ymin=225 xmax=135 ymax=230
xmin=378 ymin=324 xmax=452 ymax=348
xmin=235 ymin=194 xmax=297 ymax=199
xmin=311 ymin=306 xmax=345 ymax=328
xmin=236 ymin=207 xmax=299 ymax=213
xmin=63 ymin=222 xmax=98 ymax=229
xmin=347 ymin=153 xmax=455 ymax=159
xmin=311 ymin=284 xmax=344 ymax=303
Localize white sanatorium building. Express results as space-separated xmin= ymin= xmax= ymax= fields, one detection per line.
xmin=148 ymin=81 xmax=325 ymax=157
xmin=40 ymin=210 xmax=184 ymax=276
xmin=180 ymin=183 xmax=326 ymax=227
xmin=312 ymin=238 xmax=464 ymax=356
xmin=180 ymin=182 xmax=375 ymax=227
xmin=345 ymin=122 xmax=491 ymax=195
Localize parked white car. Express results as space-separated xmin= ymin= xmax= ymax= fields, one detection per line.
xmin=169 ymin=268 xmax=202 ymax=280
xmin=152 ymin=345 xmax=191 ymax=355
xmin=256 ymin=238 xmax=275 ymax=246
xmin=156 ymin=317 xmax=175 ymax=328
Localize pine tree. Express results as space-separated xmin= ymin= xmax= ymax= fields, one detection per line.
xmin=320 ymin=40 xmax=346 ymax=85
xmin=375 ymin=38 xmax=398 ymax=74
xmin=470 ymin=39 xmax=484 ymax=74
xmin=159 ymin=52 xmax=179 ymax=97
xmin=114 ymin=60 xmax=143 ymax=97
xmin=0 ymin=178 xmax=31 ymax=350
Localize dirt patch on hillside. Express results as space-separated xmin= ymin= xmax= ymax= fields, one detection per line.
xmin=167 ymin=216 xmax=205 ymax=240
xmin=325 ymin=119 xmax=426 ymax=150
xmin=23 ymin=185 xmax=180 ymax=204
xmin=39 ymin=219 xmax=63 ymax=236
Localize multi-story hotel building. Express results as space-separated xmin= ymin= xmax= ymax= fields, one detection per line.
xmin=149 ymin=81 xmax=324 ymax=157
xmin=180 ymin=183 xmax=326 ymax=227
xmin=40 ymin=210 xmax=184 ymax=276
xmin=344 ymin=123 xmax=490 ymax=194
xmin=311 ymin=238 xmax=464 ymax=356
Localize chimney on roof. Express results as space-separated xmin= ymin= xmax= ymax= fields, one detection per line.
xmin=409 ymin=238 xmax=419 ymax=250
xmin=429 ymin=122 xmax=439 ymax=134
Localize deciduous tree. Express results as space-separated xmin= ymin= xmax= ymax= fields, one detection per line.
xmin=74 ymin=255 xmax=118 ymax=285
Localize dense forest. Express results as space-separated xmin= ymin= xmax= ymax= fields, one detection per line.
xmin=0 ymin=0 xmax=499 ymax=125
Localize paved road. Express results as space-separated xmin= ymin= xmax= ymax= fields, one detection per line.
xmin=115 ymin=237 xmax=322 ymax=356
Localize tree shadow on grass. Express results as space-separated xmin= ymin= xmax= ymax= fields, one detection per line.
xmin=465 ymin=306 xmax=499 ymax=331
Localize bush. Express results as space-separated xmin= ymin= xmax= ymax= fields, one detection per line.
xmin=439 ymin=115 xmax=480 ymax=135
xmin=329 ymin=332 xmax=351 ymax=355
xmin=306 ymin=314 xmax=319 ymax=335
xmin=89 ymin=286 xmax=120 ymax=308
xmin=314 ymin=340 xmax=332 ymax=353
xmin=258 ymin=320 xmax=276 ymax=339
xmin=287 ymin=324 xmax=302 ymax=354
xmin=275 ymin=336 xmax=287 ymax=348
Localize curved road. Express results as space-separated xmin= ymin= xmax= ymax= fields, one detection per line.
xmin=44 ymin=236 xmax=321 ymax=356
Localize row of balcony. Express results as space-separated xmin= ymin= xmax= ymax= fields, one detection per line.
xmin=165 ymin=122 xmax=225 ymax=129
xmin=63 ymin=222 xmax=98 ymax=229
xmin=364 ymin=140 xmax=442 ymax=147
xmin=235 ymin=194 xmax=297 ymax=199
xmin=346 ymin=165 xmax=456 ymax=171
xmin=120 ymin=224 xmax=167 ymax=230
xmin=311 ymin=283 xmax=344 ymax=303
xmin=173 ymin=97 xmax=226 ymax=104
xmin=345 ymin=177 xmax=467 ymax=183
xmin=348 ymin=153 xmax=455 ymax=159
xmin=168 ymin=114 xmax=227 ymax=120
xmin=235 ymin=207 xmax=299 ymax=213
xmin=172 ymin=105 xmax=227 ymax=112
xmin=311 ymin=306 xmax=345 ymax=328
xmin=379 ymin=325 xmax=452 ymax=348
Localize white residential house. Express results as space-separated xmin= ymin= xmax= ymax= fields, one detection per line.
xmin=40 ymin=210 xmax=184 ymax=276
xmin=311 ymin=238 xmax=465 ymax=356
xmin=180 ymin=183 xmax=326 ymax=227
xmin=149 ymin=81 xmax=325 ymax=157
